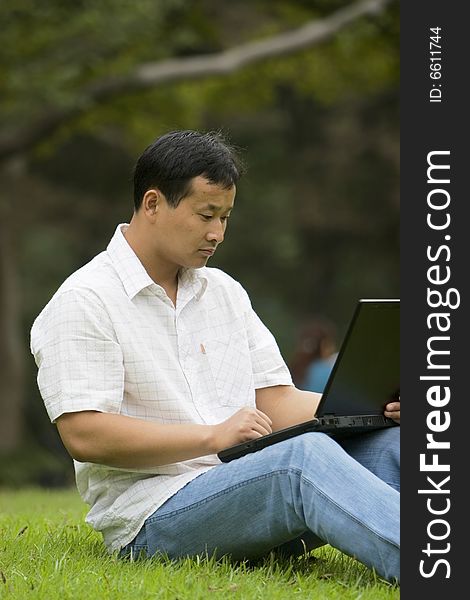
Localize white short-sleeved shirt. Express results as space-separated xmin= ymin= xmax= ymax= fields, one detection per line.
xmin=30 ymin=224 xmax=292 ymax=552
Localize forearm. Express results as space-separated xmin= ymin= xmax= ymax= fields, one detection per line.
xmin=255 ymin=385 xmax=321 ymax=432
xmin=57 ymin=411 xmax=216 ymax=469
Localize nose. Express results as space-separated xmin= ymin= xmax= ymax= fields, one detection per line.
xmin=206 ymin=219 xmax=225 ymax=244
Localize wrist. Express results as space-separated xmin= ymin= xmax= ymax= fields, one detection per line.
xmin=204 ymin=423 xmax=222 ymax=455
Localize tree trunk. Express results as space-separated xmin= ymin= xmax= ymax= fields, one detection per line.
xmin=0 ymin=189 xmax=24 ymax=453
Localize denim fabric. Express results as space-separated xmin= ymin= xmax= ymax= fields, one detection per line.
xmin=122 ymin=428 xmax=400 ymax=583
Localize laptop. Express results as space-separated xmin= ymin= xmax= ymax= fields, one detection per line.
xmin=217 ymin=299 xmax=400 ymax=463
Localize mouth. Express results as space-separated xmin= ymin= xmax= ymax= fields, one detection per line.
xmin=199 ymin=248 xmax=216 ymax=257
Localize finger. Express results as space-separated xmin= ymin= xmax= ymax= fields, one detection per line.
xmin=386 ymin=401 xmax=400 ymax=412
xmin=244 ymin=425 xmax=270 ymax=440
xmin=254 ymin=416 xmax=273 ymax=435
xmin=255 ymin=409 xmax=273 ymax=427
xmin=249 ymin=419 xmax=272 ymax=438
xmin=253 ymin=418 xmax=273 ymax=435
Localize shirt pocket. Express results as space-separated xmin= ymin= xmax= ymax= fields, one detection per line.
xmin=204 ymin=329 xmax=255 ymax=407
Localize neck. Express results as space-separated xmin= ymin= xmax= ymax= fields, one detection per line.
xmin=124 ymin=219 xmax=179 ymax=296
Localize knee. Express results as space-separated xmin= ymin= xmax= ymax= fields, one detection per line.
xmin=269 ymin=432 xmax=344 ymax=473
xmin=285 ymin=431 xmax=338 ymax=455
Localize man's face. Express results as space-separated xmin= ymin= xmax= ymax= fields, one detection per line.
xmin=154 ymin=175 xmax=236 ymax=270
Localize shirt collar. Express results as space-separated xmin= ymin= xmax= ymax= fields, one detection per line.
xmin=179 ymin=267 xmax=208 ymax=302
xmin=107 ymin=224 xmax=208 ymax=301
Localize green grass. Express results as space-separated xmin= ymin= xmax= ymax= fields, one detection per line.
xmin=0 ymin=488 xmax=399 ymax=599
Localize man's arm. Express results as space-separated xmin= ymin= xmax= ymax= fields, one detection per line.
xmin=255 ymin=385 xmax=321 ymax=431
xmin=256 ymin=385 xmax=401 ymax=428
xmin=56 ymin=407 xmax=273 ymax=468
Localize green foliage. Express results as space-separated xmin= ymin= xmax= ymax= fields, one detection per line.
xmin=0 ymin=489 xmax=400 ymax=599
xmin=65 ymin=9 xmax=398 ymax=154
xmin=1 ymin=0 xmax=184 ymax=118
xmin=1 ymin=0 xmax=398 ymax=150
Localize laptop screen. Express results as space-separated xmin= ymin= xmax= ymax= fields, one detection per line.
xmin=315 ymin=299 xmax=400 ymax=417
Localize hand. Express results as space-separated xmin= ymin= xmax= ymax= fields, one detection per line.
xmin=384 ymin=400 xmax=400 ymax=424
xmin=211 ymin=406 xmax=273 ymax=453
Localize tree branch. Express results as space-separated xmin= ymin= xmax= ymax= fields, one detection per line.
xmin=0 ymin=0 xmax=394 ymax=162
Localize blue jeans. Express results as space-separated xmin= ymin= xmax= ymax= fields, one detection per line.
xmin=122 ymin=428 xmax=400 ymax=583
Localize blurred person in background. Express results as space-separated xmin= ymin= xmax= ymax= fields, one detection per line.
xmin=289 ymin=316 xmax=338 ymax=393
xmin=30 ymin=130 xmax=400 ymax=583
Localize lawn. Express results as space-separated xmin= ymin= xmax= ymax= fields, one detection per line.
xmin=0 ymin=488 xmax=399 ymax=599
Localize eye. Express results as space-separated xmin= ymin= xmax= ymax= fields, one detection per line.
xmin=199 ymin=214 xmax=213 ymax=221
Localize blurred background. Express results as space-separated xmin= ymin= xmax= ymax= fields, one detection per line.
xmin=0 ymin=0 xmax=399 ymax=486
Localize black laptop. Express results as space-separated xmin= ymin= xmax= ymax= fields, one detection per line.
xmin=217 ymin=299 xmax=400 ymax=463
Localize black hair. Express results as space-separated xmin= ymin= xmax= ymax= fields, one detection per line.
xmin=133 ymin=130 xmax=244 ymax=210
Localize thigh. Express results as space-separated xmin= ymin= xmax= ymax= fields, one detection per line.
xmin=136 ymin=446 xmax=309 ymax=560
xmin=338 ymin=426 xmax=400 ymax=491
xmin=126 ymin=432 xmax=346 ymax=561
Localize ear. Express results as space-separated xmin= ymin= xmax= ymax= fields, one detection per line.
xmin=142 ymin=189 xmax=162 ymax=221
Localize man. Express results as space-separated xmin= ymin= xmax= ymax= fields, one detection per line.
xmin=31 ymin=130 xmax=400 ymax=582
